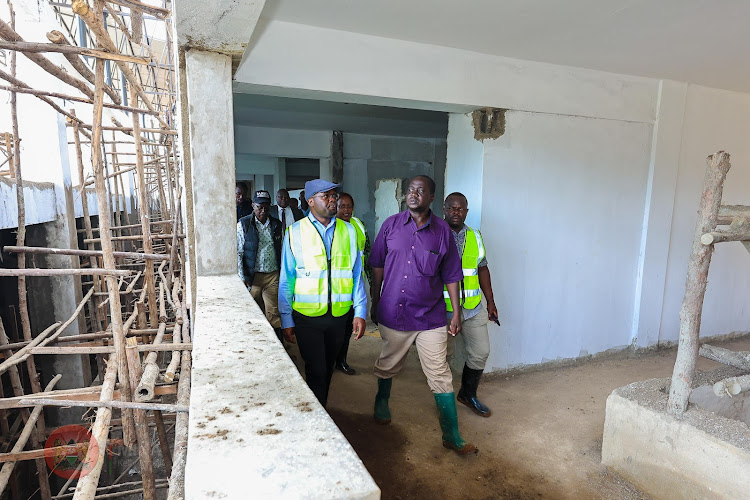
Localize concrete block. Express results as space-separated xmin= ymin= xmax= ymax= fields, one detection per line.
xmin=602 ymin=378 xmax=750 ymax=499
xmin=185 ymin=275 xmax=380 ymax=499
xmin=343 ymin=134 xmax=372 ymax=159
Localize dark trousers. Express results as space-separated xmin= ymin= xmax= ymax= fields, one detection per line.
xmin=335 ymin=310 xmax=355 ymax=365
xmin=293 ymin=310 xmax=347 ymax=407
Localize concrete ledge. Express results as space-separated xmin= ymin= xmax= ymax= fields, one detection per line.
xmin=602 ymin=376 xmax=750 ymax=499
xmin=185 ymin=274 xmax=380 ymax=499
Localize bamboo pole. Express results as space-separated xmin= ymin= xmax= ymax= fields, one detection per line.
xmin=0 ymin=39 xmax=149 ymax=65
xmin=0 ymin=20 xmax=94 ymax=99
xmin=45 ymin=31 xmax=121 ymax=104
xmin=0 ymin=323 xmax=61 ymax=376
xmin=21 ymin=398 xmax=188 ymax=413
xmin=83 ymin=234 xmax=184 ymax=244
xmin=71 ymin=357 xmax=117 ymax=500
xmin=3 ymin=132 xmax=13 ymax=178
xmin=153 ymin=410 xmax=172 ymax=476
xmin=0 ymin=85 xmax=158 ymax=114
xmin=87 ymin=22 xmax=137 ymax=452
xmin=0 ymin=268 xmax=132 ymax=277
xmin=124 ymin=337 xmax=156 ymax=500
xmin=71 ymin=0 xmax=169 ymax=128
xmin=136 ymin=284 xmax=166 ymax=401
xmin=0 ymin=69 xmax=83 ymax=125
xmin=0 ymin=383 xmax=177 ymax=411
xmin=5 ymin=11 xmax=50 ymax=495
xmin=72 ymin=110 xmax=105 ymax=333
xmin=106 ymin=0 xmax=169 ymax=19
xmin=0 ymin=316 xmax=50 ymax=500
xmin=713 ymin=374 xmax=750 ymax=398
xmin=3 ymin=245 xmax=170 ymax=261
xmin=29 ymin=344 xmax=191 ymax=354
xmin=167 ymin=303 xmax=190 ymax=500
xmin=163 ymin=311 xmax=181 ymax=383
xmin=77 ymin=219 xmax=174 ymax=233
xmin=668 ymin=152 xmax=732 ymax=415
xmin=0 ymin=375 xmax=61 ymax=494
xmin=699 ymin=344 xmax=750 ymax=370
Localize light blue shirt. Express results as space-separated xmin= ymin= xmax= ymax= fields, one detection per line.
xmin=278 ymin=213 xmax=367 ymax=329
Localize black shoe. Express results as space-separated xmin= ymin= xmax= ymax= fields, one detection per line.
xmin=335 ymin=361 xmax=356 ymax=375
xmin=458 ymin=364 xmax=492 ymax=417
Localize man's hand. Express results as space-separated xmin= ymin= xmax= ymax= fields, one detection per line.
xmin=487 ymin=301 xmax=499 ymax=325
xmin=353 ymin=317 xmax=366 ymax=340
xmin=282 ymin=327 xmax=296 ymax=344
xmin=449 ymin=315 xmax=461 ymax=337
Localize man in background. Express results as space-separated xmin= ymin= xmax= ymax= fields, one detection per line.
xmin=443 ymin=192 xmax=498 ymax=418
xmin=333 ymin=192 xmax=371 ymax=375
xmin=238 ymin=190 xmax=283 ymax=340
xmin=271 ymin=188 xmax=304 ymax=231
xmin=236 ymin=181 xmax=253 ymax=220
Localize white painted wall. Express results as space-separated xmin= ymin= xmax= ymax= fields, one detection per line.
xmin=480 ymin=111 xmax=653 ymax=369
xmin=658 ymin=85 xmax=750 ymax=343
xmin=445 ymin=113 xmax=484 ymax=229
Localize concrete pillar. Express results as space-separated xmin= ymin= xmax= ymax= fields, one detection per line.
xmin=274 ymin=157 xmax=286 ymax=195
xmin=184 ymin=49 xmax=236 ymax=276
xmin=319 ymin=157 xmax=332 ymax=181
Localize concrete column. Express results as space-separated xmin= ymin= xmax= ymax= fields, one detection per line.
xmin=184 ymin=49 xmax=236 ymax=276
xmin=445 ymin=113 xmax=484 ymax=229
xmin=319 ymin=157 xmax=332 ymax=181
xmin=274 ymin=157 xmax=286 ymax=195
xmin=631 ymin=81 xmax=687 ymax=347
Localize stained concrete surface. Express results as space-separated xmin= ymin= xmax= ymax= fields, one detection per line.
xmin=284 ymin=329 xmax=750 ymax=499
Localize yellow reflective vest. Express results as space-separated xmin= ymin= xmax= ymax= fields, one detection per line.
xmin=350 ymin=216 xmax=366 ymax=253
xmin=444 ymin=226 xmax=486 ymax=312
xmin=289 ymin=217 xmax=355 ymax=317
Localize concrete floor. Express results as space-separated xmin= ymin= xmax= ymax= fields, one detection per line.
xmin=287 ymin=330 xmax=750 ymax=500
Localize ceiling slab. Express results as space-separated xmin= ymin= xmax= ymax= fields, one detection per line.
xmin=260 ymin=0 xmax=750 ymax=92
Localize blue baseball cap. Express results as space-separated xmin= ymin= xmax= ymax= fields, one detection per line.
xmin=304 ymin=179 xmax=341 ymax=198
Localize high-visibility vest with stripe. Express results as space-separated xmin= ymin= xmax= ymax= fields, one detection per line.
xmin=289 ymin=217 xmax=355 ymax=317
xmin=444 ymin=226 xmax=486 ymax=312
xmin=350 ymin=216 xmax=366 ymax=253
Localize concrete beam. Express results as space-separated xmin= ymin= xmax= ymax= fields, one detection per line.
xmin=174 ymin=0 xmax=265 ymax=55
xmin=186 ymin=275 xmax=380 ymax=499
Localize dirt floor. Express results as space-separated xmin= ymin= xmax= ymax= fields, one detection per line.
xmin=287 ymin=330 xmax=750 ymax=500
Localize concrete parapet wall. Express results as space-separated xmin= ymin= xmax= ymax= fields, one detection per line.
xmin=602 ymin=378 xmax=750 ymax=499
xmin=185 ymin=274 xmax=380 ymax=499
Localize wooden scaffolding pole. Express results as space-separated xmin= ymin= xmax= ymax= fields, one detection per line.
xmin=667 ymin=152 xmax=732 ymax=415
xmin=87 ymin=17 xmax=137 ymax=452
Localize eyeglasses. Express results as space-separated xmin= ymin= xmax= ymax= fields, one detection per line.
xmin=315 ymin=193 xmax=339 ymax=201
xmin=444 ymin=206 xmax=467 ymax=214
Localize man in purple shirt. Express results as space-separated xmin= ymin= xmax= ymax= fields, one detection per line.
xmin=370 ymin=175 xmax=476 ymax=455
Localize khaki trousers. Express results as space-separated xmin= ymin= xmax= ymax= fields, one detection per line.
xmin=374 ymin=324 xmax=453 ymax=394
xmin=447 ymin=306 xmax=490 ymax=371
xmin=249 ymin=271 xmax=281 ymax=329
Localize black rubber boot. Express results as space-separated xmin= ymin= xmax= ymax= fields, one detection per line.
xmin=457 ymin=364 xmax=492 ymax=417
xmin=373 ymin=378 xmax=392 ymax=424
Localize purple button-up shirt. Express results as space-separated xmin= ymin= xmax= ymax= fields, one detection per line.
xmin=370 ymin=210 xmax=463 ymax=331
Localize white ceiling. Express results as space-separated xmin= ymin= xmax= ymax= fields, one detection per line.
xmin=260 ymin=0 xmax=750 ymax=93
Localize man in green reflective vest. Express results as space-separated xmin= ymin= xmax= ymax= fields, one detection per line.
xmin=278 ymin=179 xmax=367 ymax=407
xmin=334 ymin=192 xmax=372 ymax=375
xmin=443 ymin=192 xmax=499 ymax=417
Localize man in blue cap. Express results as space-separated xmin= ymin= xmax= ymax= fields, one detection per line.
xmin=278 ymin=179 xmax=367 ymax=407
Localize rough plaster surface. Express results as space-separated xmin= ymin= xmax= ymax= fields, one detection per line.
xmin=374 ymin=179 xmax=401 ymax=235
xmin=185 ymin=50 xmax=237 ymax=276
xmin=603 ymin=376 xmax=750 ymax=499
xmin=175 ymin=0 xmax=264 ymax=54
xmin=185 ymin=275 xmax=380 ymax=499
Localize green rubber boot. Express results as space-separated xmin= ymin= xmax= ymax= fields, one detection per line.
xmin=434 ymin=392 xmax=477 ymax=455
xmin=373 ymin=378 xmax=392 ymax=425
